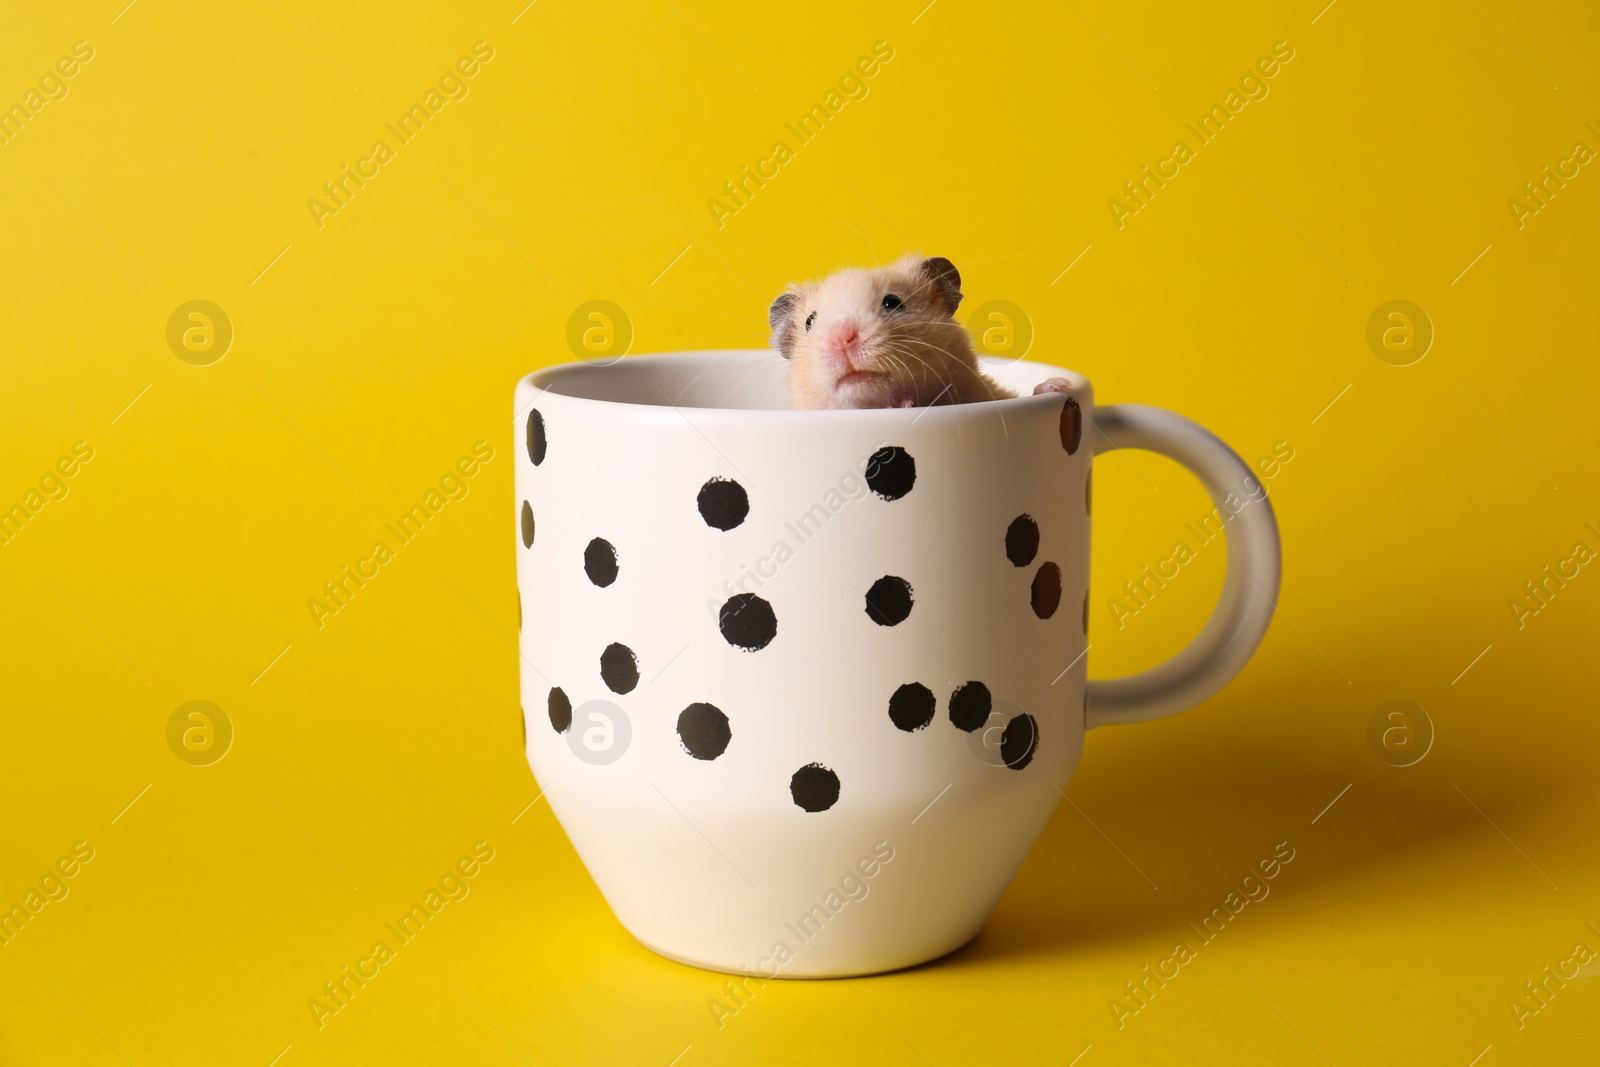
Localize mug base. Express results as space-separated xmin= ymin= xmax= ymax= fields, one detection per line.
xmin=633 ymin=926 xmax=985 ymax=980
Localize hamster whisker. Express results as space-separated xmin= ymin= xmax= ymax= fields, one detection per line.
xmin=875 ymin=342 xmax=942 ymax=381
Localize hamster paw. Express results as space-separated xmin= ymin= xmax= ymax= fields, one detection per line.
xmin=1032 ymin=377 xmax=1073 ymax=396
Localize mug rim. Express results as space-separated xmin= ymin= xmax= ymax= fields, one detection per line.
xmin=517 ymin=349 xmax=1092 ymax=423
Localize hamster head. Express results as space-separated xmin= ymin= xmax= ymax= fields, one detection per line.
xmin=770 ymin=254 xmax=980 ymax=410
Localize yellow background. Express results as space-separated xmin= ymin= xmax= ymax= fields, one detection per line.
xmin=2 ymin=0 xmax=1596 ymax=1063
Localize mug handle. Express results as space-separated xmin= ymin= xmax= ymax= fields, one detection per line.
xmin=1084 ymin=404 xmax=1282 ymax=728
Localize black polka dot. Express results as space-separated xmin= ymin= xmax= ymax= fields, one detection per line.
xmin=865 ymin=446 xmax=916 ymax=501
xmin=520 ymin=501 xmax=535 ymax=548
xmin=1059 ymin=398 xmax=1082 ymax=454
xmin=864 ymin=575 xmax=914 ymax=626
xmin=584 ymin=537 xmax=618 ymax=587
xmin=1084 ymin=469 xmax=1093 ymax=516
xmin=548 ymin=687 xmax=572 ymax=733
xmin=677 ymin=702 xmax=731 ymax=760
xmin=888 ymin=682 xmax=935 ymax=732
xmin=527 ymin=409 xmax=547 ymax=465
xmin=1001 ymin=714 xmax=1039 ymax=770
xmin=697 ymin=478 xmax=749 ymax=530
xmin=1032 ymin=563 xmax=1062 ymax=619
xmin=949 ymin=681 xmax=991 ymax=732
xmin=600 ymin=643 xmax=638 ymax=694
xmin=1006 ymin=515 xmax=1039 ymax=567
xmin=1083 ymin=588 xmax=1090 ymax=634
xmin=719 ymin=593 xmax=777 ymax=651
xmin=790 ymin=763 xmax=840 ymax=812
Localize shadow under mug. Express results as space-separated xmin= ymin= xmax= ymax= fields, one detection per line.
xmin=514 ymin=350 xmax=1280 ymax=977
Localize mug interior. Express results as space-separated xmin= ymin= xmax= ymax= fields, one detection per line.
xmin=528 ymin=349 xmax=1086 ymax=412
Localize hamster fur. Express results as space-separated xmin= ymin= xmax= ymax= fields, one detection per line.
xmin=770 ymin=254 xmax=1069 ymax=409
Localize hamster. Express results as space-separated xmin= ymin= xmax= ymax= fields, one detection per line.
xmin=770 ymin=254 xmax=1071 ymax=409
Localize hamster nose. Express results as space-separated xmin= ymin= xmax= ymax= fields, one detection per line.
xmin=825 ymin=323 xmax=861 ymax=360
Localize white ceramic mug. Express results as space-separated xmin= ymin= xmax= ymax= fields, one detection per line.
xmin=514 ymin=350 xmax=1279 ymax=977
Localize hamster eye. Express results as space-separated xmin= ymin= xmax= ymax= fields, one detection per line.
xmin=804 ymin=311 xmax=816 ymax=331
xmin=881 ymin=294 xmax=904 ymax=311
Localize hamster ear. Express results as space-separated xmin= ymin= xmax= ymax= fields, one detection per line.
xmin=769 ymin=290 xmax=801 ymax=358
xmin=917 ymin=256 xmax=962 ymax=314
